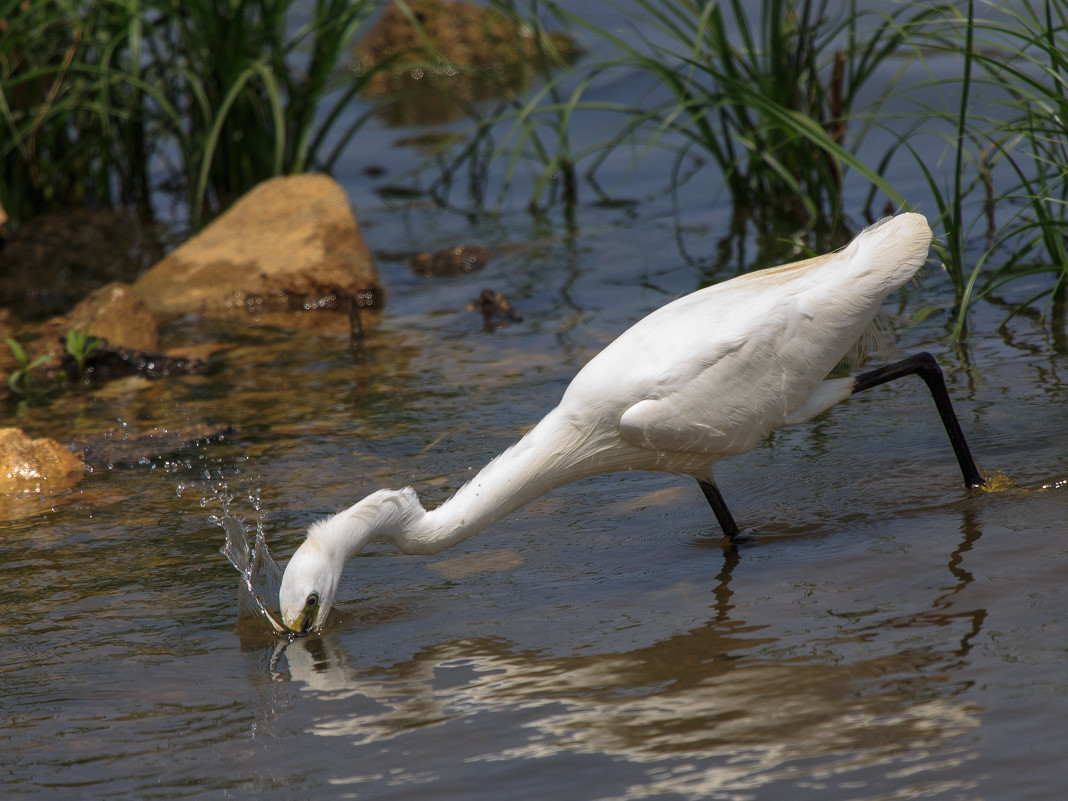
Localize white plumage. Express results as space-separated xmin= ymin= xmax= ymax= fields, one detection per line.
xmin=279 ymin=213 xmax=983 ymax=634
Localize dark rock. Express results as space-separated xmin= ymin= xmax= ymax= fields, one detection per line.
xmin=61 ymin=337 xmax=203 ymax=384
xmin=470 ymin=288 xmax=523 ymax=331
xmin=411 ymin=244 xmax=492 ymax=277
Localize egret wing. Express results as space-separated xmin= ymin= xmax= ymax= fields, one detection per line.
xmin=586 ymin=214 xmax=932 ymax=459
xmin=617 ymin=322 xmax=795 ymax=457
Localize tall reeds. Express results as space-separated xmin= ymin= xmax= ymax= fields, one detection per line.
xmin=4 ymin=0 xmax=1068 ymax=338
xmin=0 ymin=0 xmax=129 ymax=214
xmin=896 ymin=0 xmax=1068 ymax=337
xmin=484 ymin=0 xmax=1068 ymax=336
xmin=538 ymin=0 xmax=956 ymax=226
xmin=0 ymin=0 xmax=381 ymax=225
xmin=956 ymin=0 xmax=1068 ymax=334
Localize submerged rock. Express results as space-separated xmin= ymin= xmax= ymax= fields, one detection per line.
xmin=69 ymin=422 xmax=234 ymax=470
xmin=133 ymin=174 xmax=382 ymax=323
xmin=355 ymin=0 xmax=578 ymax=125
xmin=0 ymin=427 xmax=85 ymax=494
xmin=470 ymin=288 xmax=522 ymax=331
xmin=411 ymin=244 xmax=492 ymax=277
xmin=428 ymin=549 xmax=524 ymax=579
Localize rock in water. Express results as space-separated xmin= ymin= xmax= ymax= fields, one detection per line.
xmin=133 ymin=174 xmax=382 ymax=322
xmin=0 ymin=428 xmax=85 ymax=494
xmin=44 ymin=281 xmax=159 ymax=354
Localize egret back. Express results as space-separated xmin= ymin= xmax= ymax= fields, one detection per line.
xmin=565 ymin=214 xmax=932 ymax=457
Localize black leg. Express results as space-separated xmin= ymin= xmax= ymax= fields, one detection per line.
xmin=853 ymin=352 xmax=985 ymax=488
xmin=698 ymin=479 xmax=741 ymax=541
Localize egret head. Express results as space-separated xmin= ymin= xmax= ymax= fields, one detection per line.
xmin=278 ymin=537 xmax=340 ymax=634
xmin=278 ymin=488 xmax=426 ymax=634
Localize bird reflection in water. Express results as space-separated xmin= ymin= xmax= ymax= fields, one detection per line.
xmin=254 ymin=510 xmax=987 ymax=799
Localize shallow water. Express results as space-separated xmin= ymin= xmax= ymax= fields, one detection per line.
xmin=4 ymin=202 xmax=1065 ymax=799
xmin=4 ymin=5 xmax=1068 ymax=799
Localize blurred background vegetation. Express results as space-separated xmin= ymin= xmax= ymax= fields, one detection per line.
xmin=1 ymin=0 xmax=1066 ymax=338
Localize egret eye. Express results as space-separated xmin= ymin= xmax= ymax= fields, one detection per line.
xmin=306 ymin=593 xmax=319 ymax=609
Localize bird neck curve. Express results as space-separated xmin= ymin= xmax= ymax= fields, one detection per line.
xmin=308 ymin=486 xmax=426 ymax=563
xmin=397 ymin=407 xmax=614 ymax=554
xmin=317 ymin=405 xmax=634 ymax=558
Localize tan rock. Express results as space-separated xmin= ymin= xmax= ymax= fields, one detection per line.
xmin=48 ymin=281 xmax=159 ymax=352
xmin=133 ymin=174 xmax=382 ymax=320
xmin=0 ymin=428 xmax=85 ymax=494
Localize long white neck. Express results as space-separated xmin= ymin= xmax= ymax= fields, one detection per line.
xmin=395 ymin=406 xmax=623 ymax=554
xmin=308 ymin=406 xmax=610 ymax=563
xmin=312 ymin=402 xmax=684 ymax=560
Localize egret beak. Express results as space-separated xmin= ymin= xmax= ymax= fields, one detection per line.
xmin=285 ymin=608 xmax=315 ymax=637
xmin=286 ymin=601 xmax=324 ymax=637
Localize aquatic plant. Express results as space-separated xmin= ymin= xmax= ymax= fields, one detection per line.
xmin=892 ymin=0 xmax=1068 ymax=338
xmin=2 ymin=326 xmax=102 ymax=395
xmin=0 ymin=0 xmax=121 ymax=217
xmin=150 ymin=0 xmax=384 ymax=222
xmin=0 ymin=0 xmax=384 ymax=224
xmin=3 ymin=336 xmax=51 ymax=395
xmin=951 ymin=0 xmax=1068 ymax=334
xmin=533 ymin=0 xmax=953 ymax=225
xmin=495 ymin=0 xmax=1067 ymax=337
xmin=63 ymin=324 xmax=102 ymax=374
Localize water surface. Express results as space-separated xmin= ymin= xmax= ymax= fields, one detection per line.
xmin=3 ymin=5 xmax=1067 ymax=798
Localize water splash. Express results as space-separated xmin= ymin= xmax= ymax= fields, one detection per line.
xmin=218 ymin=515 xmax=292 ymax=637
xmin=199 ymin=470 xmax=293 ymax=637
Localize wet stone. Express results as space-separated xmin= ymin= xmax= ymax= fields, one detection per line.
xmin=411 ymin=244 xmax=492 ymax=277
xmin=133 ymin=174 xmax=383 ymax=324
xmin=0 ymin=427 xmax=85 ymax=494
xmin=68 ymin=422 xmax=234 ymax=470
xmin=41 ymin=281 xmax=160 ymax=357
xmin=60 ymin=339 xmax=203 ymax=384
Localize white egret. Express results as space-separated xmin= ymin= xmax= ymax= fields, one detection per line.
xmin=279 ymin=213 xmax=984 ymax=634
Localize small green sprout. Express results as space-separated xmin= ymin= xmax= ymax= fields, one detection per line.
xmin=65 ymin=324 xmax=103 ymax=373
xmin=4 ymin=337 xmax=52 ymax=394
